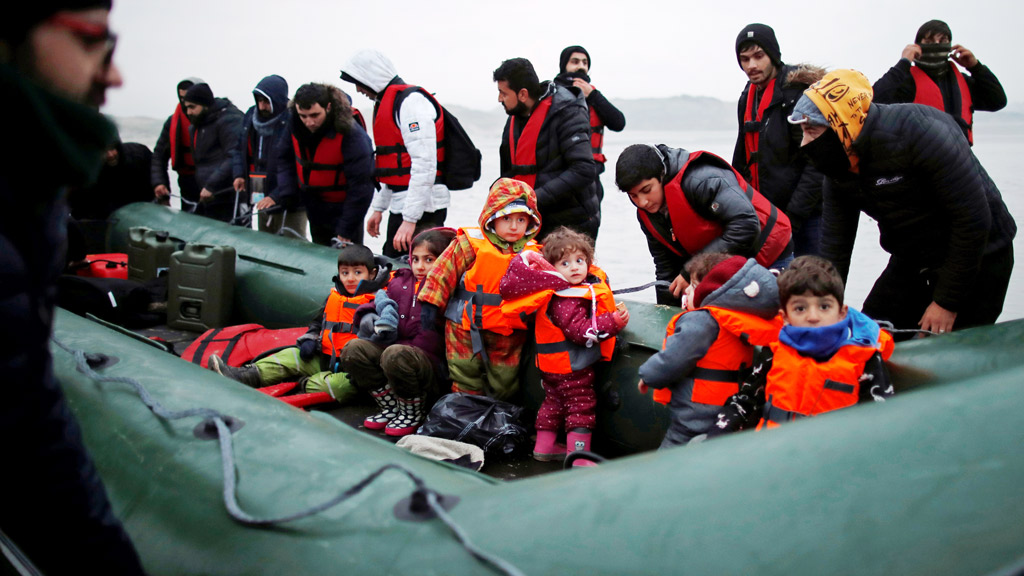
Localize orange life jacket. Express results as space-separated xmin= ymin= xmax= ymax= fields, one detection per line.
xmin=169 ymin=104 xmax=195 ymax=175
xmin=637 ymin=151 xmax=791 ymax=267
xmin=508 ymin=96 xmax=554 ymax=189
xmin=588 ymin=99 xmax=606 ymax=164
xmin=503 ymin=265 xmax=617 ymax=374
xmin=741 ymin=80 xmax=776 ymax=189
xmin=319 ymin=289 xmax=375 ymax=358
xmin=757 ymin=330 xmax=894 ymax=429
xmin=443 ymin=228 xmax=540 ymax=339
xmin=653 ymin=306 xmax=783 ymax=405
xmin=292 ymin=131 xmax=348 ymax=203
xmin=372 ymin=84 xmax=445 ymax=188
xmin=910 ymin=64 xmax=974 ymax=145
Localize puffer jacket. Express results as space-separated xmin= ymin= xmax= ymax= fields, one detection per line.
xmin=732 ymin=64 xmax=825 ymax=227
xmin=190 ymin=97 xmax=244 ymax=192
xmin=499 ymin=81 xmax=599 ymax=240
xmin=821 ymin=102 xmax=1017 ymax=312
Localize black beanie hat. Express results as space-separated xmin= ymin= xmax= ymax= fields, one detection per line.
xmin=559 ymin=45 xmax=591 ymax=74
xmin=735 ymin=23 xmax=782 ymax=67
xmin=0 ymin=0 xmax=112 ymax=43
xmin=915 ymin=19 xmax=952 ymax=44
xmin=184 ymin=83 xmax=215 ymax=107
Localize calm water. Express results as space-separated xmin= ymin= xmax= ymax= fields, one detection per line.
xmin=134 ymin=119 xmax=1024 ymax=322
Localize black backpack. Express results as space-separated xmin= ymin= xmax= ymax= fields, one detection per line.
xmin=394 ymin=87 xmax=481 ymax=191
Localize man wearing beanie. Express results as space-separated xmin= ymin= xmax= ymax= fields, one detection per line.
xmin=152 ymin=77 xmax=203 ymax=206
xmin=873 ymin=19 xmax=1006 ymax=145
xmin=552 ymin=45 xmax=625 ymax=204
xmin=183 ymin=82 xmax=244 ymax=223
xmin=231 ymin=74 xmax=308 ymax=236
xmin=637 ymin=253 xmax=782 ymax=447
xmin=732 ymin=23 xmax=825 ymax=257
xmin=792 ymin=69 xmax=1016 ymax=338
xmin=0 ymin=1 xmax=145 ymax=573
xmin=493 ymin=57 xmax=599 ymax=241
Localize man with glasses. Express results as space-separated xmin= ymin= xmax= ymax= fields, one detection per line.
xmin=0 ymin=2 xmax=145 ymax=573
xmin=873 ymin=19 xmax=1006 ymax=145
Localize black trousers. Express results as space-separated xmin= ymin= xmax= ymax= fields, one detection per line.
xmin=863 ymin=244 xmax=1014 ymax=339
xmin=380 ymin=208 xmax=448 ymax=258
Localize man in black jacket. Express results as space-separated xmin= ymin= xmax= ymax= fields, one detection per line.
xmin=792 ymin=69 xmax=1016 ymax=337
xmin=872 ymin=19 xmax=1006 ymax=145
xmin=0 ymin=1 xmax=145 ymax=572
xmin=615 ymin=144 xmax=793 ymax=307
xmin=151 ymin=77 xmax=201 ymax=206
xmin=184 ymin=82 xmax=244 ymax=223
xmin=494 ymin=57 xmax=599 ymax=241
xmin=552 ymin=45 xmax=625 ymax=205
xmin=732 ymin=23 xmax=825 ymax=257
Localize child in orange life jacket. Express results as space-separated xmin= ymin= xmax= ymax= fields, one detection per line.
xmin=208 ymin=244 xmax=390 ymax=400
xmin=709 ymin=256 xmax=895 ymax=435
xmin=499 ymin=227 xmax=629 ymax=465
xmin=417 ymin=178 xmax=542 ymax=401
xmin=637 ymin=253 xmax=783 ymax=448
xmin=338 ymin=228 xmax=457 ymax=437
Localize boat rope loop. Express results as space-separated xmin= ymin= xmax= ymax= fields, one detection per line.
xmin=51 ymin=337 xmax=526 ymax=576
xmin=611 ymin=280 xmax=671 ymax=295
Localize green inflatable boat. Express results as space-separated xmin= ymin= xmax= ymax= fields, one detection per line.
xmin=47 ymin=203 xmax=1024 ymax=575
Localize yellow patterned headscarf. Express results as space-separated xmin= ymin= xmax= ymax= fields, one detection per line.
xmin=803 ymin=69 xmax=873 ymax=173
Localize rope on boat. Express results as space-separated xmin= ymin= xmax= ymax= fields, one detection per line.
xmin=612 ymin=280 xmax=671 ymax=295
xmin=51 ymin=337 xmax=526 ymax=576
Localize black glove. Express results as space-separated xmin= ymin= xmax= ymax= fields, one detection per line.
xmin=298 ymin=338 xmax=318 ymax=361
xmin=419 ymin=302 xmax=439 ymax=331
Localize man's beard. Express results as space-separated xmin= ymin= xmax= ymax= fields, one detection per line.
xmin=257 ymin=109 xmax=273 ymax=120
xmin=505 ymin=100 xmax=530 ymax=117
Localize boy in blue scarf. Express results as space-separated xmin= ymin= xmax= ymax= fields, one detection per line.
xmin=710 ymin=255 xmax=894 ymax=434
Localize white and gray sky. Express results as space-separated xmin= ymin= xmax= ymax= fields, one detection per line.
xmin=105 ymin=0 xmax=1017 ymax=118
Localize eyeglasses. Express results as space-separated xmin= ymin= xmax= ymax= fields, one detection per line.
xmin=47 ymin=13 xmax=118 ymax=59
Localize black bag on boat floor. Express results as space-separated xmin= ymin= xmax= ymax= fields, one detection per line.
xmin=417 ymin=393 xmax=528 ymax=456
xmin=58 ymin=275 xmax=164 ymax=328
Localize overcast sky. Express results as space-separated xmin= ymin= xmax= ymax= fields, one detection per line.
xmin=104 ymin=0 xmax=1017 ymax=119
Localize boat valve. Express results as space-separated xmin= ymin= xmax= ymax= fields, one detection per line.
xmin=393 ymin=487 xmax=460 ymax=522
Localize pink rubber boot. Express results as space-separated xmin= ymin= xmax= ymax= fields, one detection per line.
xmin=566 ymin=428 xmax=598 ymax=467
xmin=532 ymin=430 xmax=566 ymax=462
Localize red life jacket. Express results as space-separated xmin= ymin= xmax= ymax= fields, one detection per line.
xmin=589 ymin=99 xmax=606 ymax=164
xmin=654 ymin=307 xmax=782 ymax=405
xmin=910 ymin=64 xmax=974 ymax=145
xmin=508 ymin=96 xmax=554 ymax=189
xmin=169 ymin=104 xmax=195 ymax=175
xmin=372 ymin=84 xmax=445 ymax=189
xmin=637 ymin=151 xmax=791 ymax=267
xmin=181 ymin=323 xmax=308 ymax=368
xmin=443 ymin=227 xmax=541 ymax=339
xmin=292 ymin=131 xmax=349 ymax=203
xmin=352 ymin=108 xmax=367 ymax=132
xmin=503 ymin=265 xmax=617 ymax=374
xmin=757 ymin=330 xmax=894 ymax=429
xmin=741 ymin=80 xmax=776 ymax=189
xmin=319 ymin=289 xmax=376 ymax=358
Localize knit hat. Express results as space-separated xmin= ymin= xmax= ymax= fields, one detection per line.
xmin=692 ymin=255 xmax=747 ymax=308
xmin=183 ymin=83 xmax=214 ymax=107
xmin=559 ymin=45 xmax=591 ymax=74
xmin=735 ymin=23 xmax=782 ymax=67
xmin=787 ymin=93 xmax=829 ymax=126
xmin=0 ymin=0 xmax=111 ymax=43
xmin=915 ymin=19 xmax=952 ymax=44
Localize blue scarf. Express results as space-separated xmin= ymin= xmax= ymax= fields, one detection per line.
xmin=779 ymin=308 xmax=880 ymax=361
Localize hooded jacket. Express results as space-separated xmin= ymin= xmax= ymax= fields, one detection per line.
xmin=274 ymin=84 xmax=375 ymax=240
xmin=499 ymin=81 xmax=599 ymax=240
xmin=732 ymin=64 xmax=825 ymax=226
xmin=639 ymin=259 xmax=781 ymax=445
xmin=553 ymin=47 xmax=625 ymax=172
xmin=640 ymin=144 xmax=789 ymax=306
xmin=340 ymin=50 xmax=450 ymax=222
xmin=807 ymin=70 xmax=1017 ymax=312
xmin=231 ymin=75 xmax=294 ymax=207
xmin=189 ymin=97 xmax=244 ymax=192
